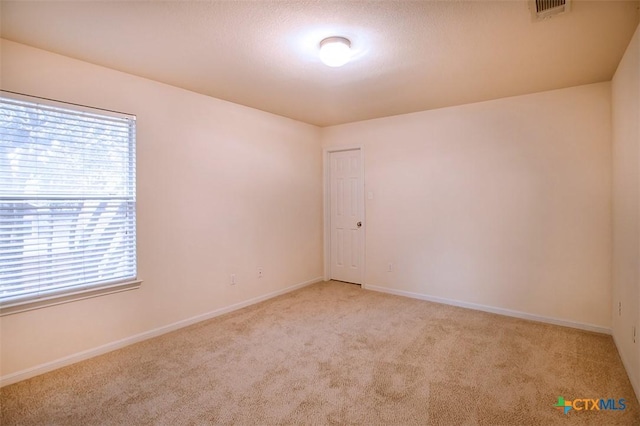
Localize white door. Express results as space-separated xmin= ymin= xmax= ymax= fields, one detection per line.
xmin=329 ymin=149 xmax=363 ymax=284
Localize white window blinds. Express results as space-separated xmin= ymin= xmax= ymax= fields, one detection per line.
xmin=0 ymin=92 xmax=137 ymax=307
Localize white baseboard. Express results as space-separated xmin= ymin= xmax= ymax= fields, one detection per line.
xmin=0 ymin=276 xmax=323 ymax=388
xmin=612 ymin=333 xmax=640 ymax=405
xmin=363 ymin=284 xmax=611 ymax=335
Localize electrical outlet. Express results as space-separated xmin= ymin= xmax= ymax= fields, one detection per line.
xmin=619 ymin=302 xmax=622 ymax=316
xmin=388 ymin=263 xmax=393 ymax=272
xmin=257 ymin=267 xmax=263 ymax=279
xmin=230 ymin=274 xmax=236 ymax=286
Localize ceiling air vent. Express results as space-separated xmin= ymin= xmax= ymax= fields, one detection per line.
xmin=530 ymin=0 xmax=571 ymax=21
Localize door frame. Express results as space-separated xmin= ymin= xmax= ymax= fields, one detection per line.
xmin=323 ymin=145 xmax=366 ymax=285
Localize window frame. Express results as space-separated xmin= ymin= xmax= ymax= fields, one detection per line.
xmin=0 ymin=91 xmax=141 ymax=316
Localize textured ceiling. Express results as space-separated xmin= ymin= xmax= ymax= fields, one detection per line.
xmin=1 ymin=1 xmax=639 ymax=127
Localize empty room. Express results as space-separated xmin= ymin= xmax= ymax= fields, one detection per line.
xmin=1 ymin=0 xmax=639 ymax=424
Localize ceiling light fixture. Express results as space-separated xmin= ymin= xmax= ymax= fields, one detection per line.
xmin=319 ymin=36 xmax=352 ymax=67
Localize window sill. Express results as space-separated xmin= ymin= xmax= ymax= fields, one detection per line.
xmin=0 ymin=280 xmax=143 ymax=317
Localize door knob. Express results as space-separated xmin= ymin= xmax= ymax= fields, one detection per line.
xmin=357 ymin=221 xmax=362 ymax=228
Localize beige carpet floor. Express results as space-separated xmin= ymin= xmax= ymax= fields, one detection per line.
xmin=1 ymin=281 xmax=638 ymax=425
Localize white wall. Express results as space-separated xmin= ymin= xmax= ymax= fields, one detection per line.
xmin=0 ymin=40 xmax=323 ymax=380
xmin=612 ymin=23 xmax=640 ymax=397
xmin=322 ymin=83 xmax=612 ymax=330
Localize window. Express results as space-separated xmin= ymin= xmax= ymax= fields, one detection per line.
xmin=0 ymin=91 xmax=138 ymax=311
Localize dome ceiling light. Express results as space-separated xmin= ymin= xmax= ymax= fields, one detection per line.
xmin=319 ymin=36 xmax=352 ymax=67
